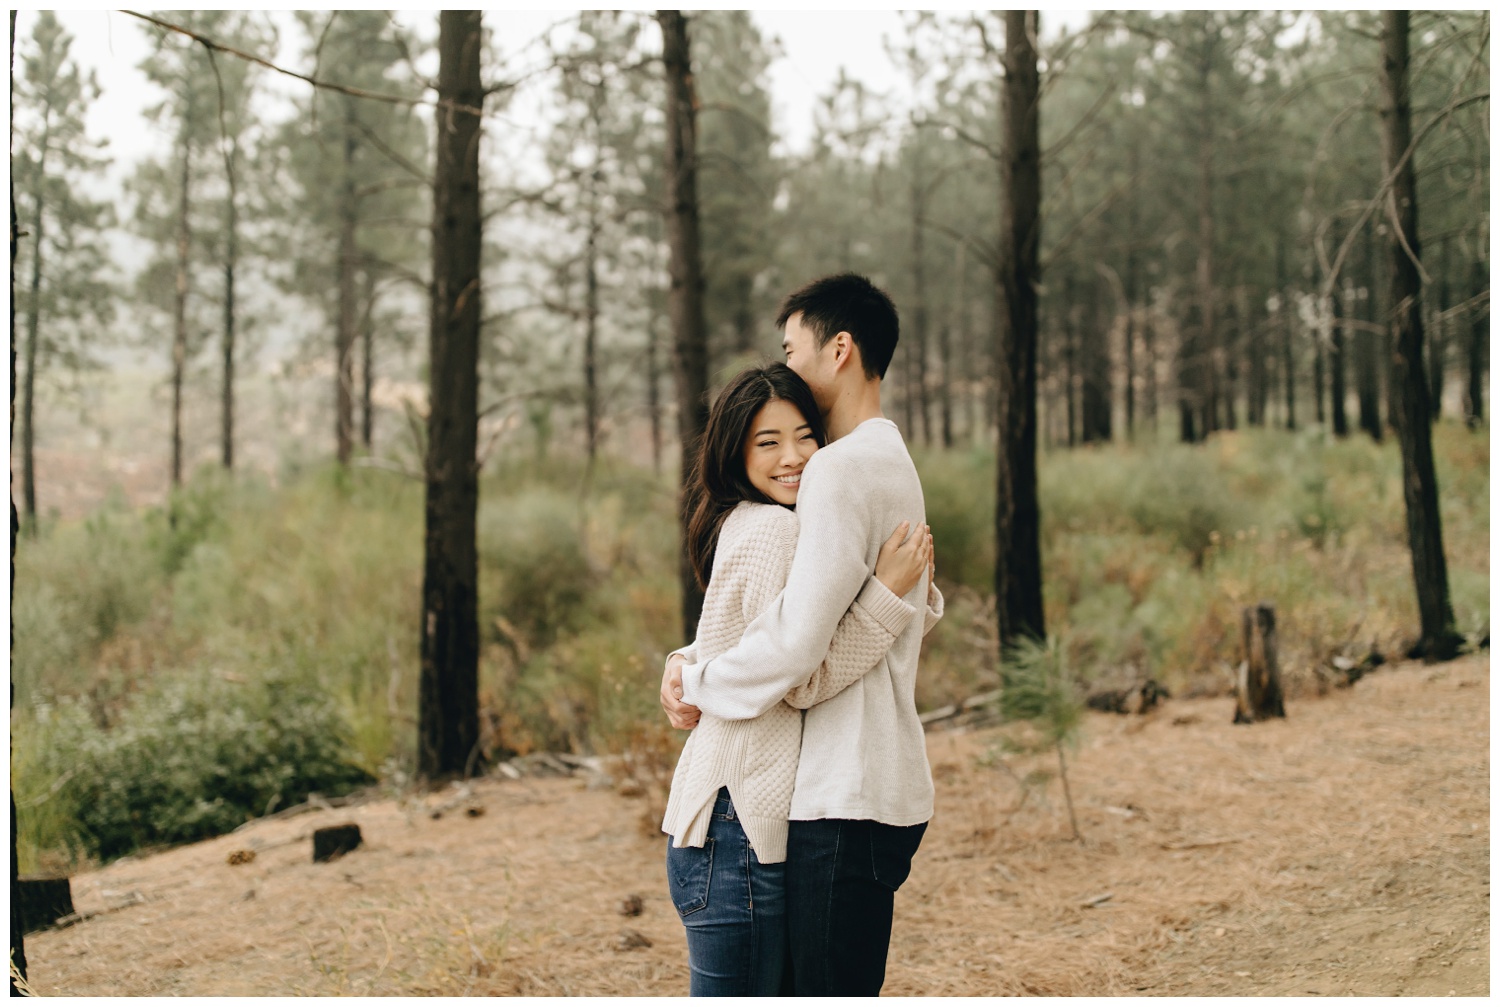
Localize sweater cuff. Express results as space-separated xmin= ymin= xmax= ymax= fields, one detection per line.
xmin=855 ymin=577 xmax=918 ymax=637
xmin=678 ymin=659 xmax=706 ymax=707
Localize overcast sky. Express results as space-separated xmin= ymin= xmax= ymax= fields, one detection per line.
xmin=30 ymin=9 xmax=1093 ymax=192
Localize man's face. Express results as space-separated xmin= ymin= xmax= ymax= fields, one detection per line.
xmin=782 ymin=312 xmax=836 ymax=415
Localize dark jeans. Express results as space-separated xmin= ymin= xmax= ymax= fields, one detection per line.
xmin=784 ymin=816 xmax=928 ymax=995
xmin=665 ymin=788 xmax=787 ymax=996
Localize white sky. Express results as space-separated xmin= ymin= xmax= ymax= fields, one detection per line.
xmin=26 ymin=9 xmax=1094 ymax=193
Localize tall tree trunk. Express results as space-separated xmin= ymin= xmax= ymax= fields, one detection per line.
xmin=1465 ymin=259 xmax=1486 ymax=429
xmin=1191 ymin=26 xmax=1217 ymax=444
xmin=1063 ymin=282 xmax=1077 ymax=447
xmin=1330 ymin=278 xmax=1349 ymax=437
xmin=659 ymin=10 xmax=710 ymax=641
xmin=1144 ymin=290 xmax=1158 ymax=432
xmin=335 ymin=101 xmax=358 ymax=466
xmin=1427 ymin=237 xmax=1449 ymax=420
xmin=11 ymin=10 xmax=29 ymax=991
xmin=1379 ymin=10 xmax=1460 ymax=662
xmin=995 ymin=10 xmax=1045 ymax=649
xmin=1357 ymin=220 xmax=1383 ymax=440
xmin=647 ymin=306 xmax=663 ymax=474
xmin=909 ymin=138 xmax=930 ymax=446
xmin=221 ymin=135 xmax=238 ymax=469
xmin=1080 ymin=284 xmax=1111 ymax=443
xmin=584 ymin=182 xmax=600 ymax=463
xmin=171 ymin=128 xmax=192 ymax=491
xmin=1312 ymin=327 xmax=1325 ymax=425
xmin=939 ymin=238 xmax=961 ymax=449
xmin=1279 ymin=240 xmax=1296 ymax=431
xmin=21 ymin=111 xmax=47 ymax=532
xmin=418 ymin=10 xmax=484 ymax=780
xmin=360 ymin=268 xmax=376 ymax=449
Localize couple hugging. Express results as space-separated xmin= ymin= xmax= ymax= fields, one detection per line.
xmin=658 ymin=272 xmax=943 ymax=996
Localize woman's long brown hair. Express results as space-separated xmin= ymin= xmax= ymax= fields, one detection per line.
xmin=683 ymin=363 xmax=827 ymax=591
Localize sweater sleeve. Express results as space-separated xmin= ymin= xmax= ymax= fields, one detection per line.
xmin=678 ymin=452 xmax=884 ymax=721
xmin=923 ymin=582 xmax=945 ymax=637
xmin=782 ymin=577 xmax=916 ymax=709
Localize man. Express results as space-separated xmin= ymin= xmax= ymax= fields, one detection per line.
xmin=660 ymin=272 xmax=934 ymax=995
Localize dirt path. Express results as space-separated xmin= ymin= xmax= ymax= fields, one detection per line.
xmin=23 ymin=655 xmax=1488 ymax=996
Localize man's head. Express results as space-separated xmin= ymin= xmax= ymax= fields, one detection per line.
xmin=776 ymin=273 xmax=899 ymax=412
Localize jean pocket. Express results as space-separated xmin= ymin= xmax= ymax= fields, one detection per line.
xmin=666 ymin=838 xmax=715 ymax=917
xmin=870 ymin=822 xmax=927 ymax=892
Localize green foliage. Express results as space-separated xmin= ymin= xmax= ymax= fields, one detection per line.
xmin=480 ymin=487 xmax=597 ymax=647
xmin=18 ymin=669 xmax=372 ymax=866
xmin=913 ymin=445 xmax=996 ymax=592
xmin=998 ymin=635 xmax=1083 ymax=745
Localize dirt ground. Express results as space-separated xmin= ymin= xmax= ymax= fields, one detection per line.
xmin=22 ymin=654 xmax=1488 ymax=996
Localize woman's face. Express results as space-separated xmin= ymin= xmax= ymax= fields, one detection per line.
xmin=743 ymin=398 xmax=819 ymax=506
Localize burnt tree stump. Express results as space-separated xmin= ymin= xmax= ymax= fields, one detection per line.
xmin=1234 ymin=603 xmax=1286 ymax=724
xmin=312 ymin=824 xmax=362 ymax=863
xmin=17 ymin=876 xmax=73 ymax=934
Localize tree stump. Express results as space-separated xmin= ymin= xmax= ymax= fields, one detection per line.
xmin=16 ymin=876 xmax=73 ymax=934
xmin=312 ymin=824 xmax=362 ymax=863
xmin=1234 ymin=603 xmax=1286 ymax=724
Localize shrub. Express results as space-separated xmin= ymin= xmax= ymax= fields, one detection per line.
xmin=479 ymin=487 xmax=598 ymax=648
xmin=914 ymin=446 xmax=996 ymax=593
xmin=31 ymin=668 xmax=373 ymax=863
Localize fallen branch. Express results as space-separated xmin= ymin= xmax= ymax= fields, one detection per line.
xmin=1160 ymin=837 xmax=1245 ymax=851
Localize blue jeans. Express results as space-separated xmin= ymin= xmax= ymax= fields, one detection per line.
xmin=784 ymin=816 xmax=928 ymax=995
xmin=665 ymin=788 xmax=787 ymax=996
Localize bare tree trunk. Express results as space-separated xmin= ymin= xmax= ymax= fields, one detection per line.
xmin=646 ymin=307 xmax=663 ymax=474
xmin=1427 ymin=237 xmax=1449 ymax=420
xmin=584 ymin=181 xmax=600 ymax=462
xmin=221 ymin=134 xmax=238 ymax=470
xmin=1277 ymin=238 xmax=1296 ymax=431
xmin=1190 ymin=23 xmax=1216 ymax=444
xmin=360 ymin=268 xmax=375 ymax=449
xmin=659 ymin=10 xmax=710 ymax=641
xmin=995 ymin=10 xmax=1045 ymax=649
xmin=171 ymin=129 xmax=192 ymax=491
xmin=418 ymin=10 xmax=484 ymax=780
xmin=21 ymin=111 xmax=47 ymax=532
xmin=1465 ymin=259 xmax=1487 ymax=429
xmin=11 ymin=11 xmax=30 ymax=989
xmin=335 ymin=102 xmax=358 ymax=466
xmin=1357 ymin=220 xmax=1383 ymax=440
xmin=1330 ymin=277 xmax=1349 ymax=437
xmin=938 ymin=238 xmax=960 ymax=448
xmin=1144 ymin=291 xmax=1158 ymax=433
xmin=909 ymin=140 xmax=930 ymax=446
xmin=1379 ymin=10 xmax=1461 ymax=663
xmin=1080 ymin=284 xmax=1111 ymax=443
xmin=1313 ymin=324 xmax=1326 ymax=425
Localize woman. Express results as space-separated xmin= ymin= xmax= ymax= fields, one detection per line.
xmin=660 ymin=363 xmax=942 ymax=996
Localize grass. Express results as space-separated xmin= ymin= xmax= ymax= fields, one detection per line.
xmin=9 ymin=420 xmax=1489 ymax=869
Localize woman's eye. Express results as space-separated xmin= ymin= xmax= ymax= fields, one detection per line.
xmin=758 ymin=441 xmax=776 ymax=449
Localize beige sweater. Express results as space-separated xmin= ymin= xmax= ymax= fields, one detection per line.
xmin=678 ymin=418 xmax=937 ymax=826
xmin=661 ymin=500 xmax=942 ymax=863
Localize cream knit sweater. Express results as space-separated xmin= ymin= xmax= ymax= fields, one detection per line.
xmin=678 ymin=418 xmax=938 ymax=827
xmin=660 ymin=500 xmax=942 ymax=864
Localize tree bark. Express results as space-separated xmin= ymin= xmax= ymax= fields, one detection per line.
xmin=1379 ymin=10 xmax=1461 ymax=663
xmin=1357 ymin=220 xmax=1383 ymax=440
xmin=221 ymin=133 xmax=238 ymax=469
xmin=584 ymin=173 xmax=600 ymax=463
xmin=418 ymin=10 xmax=484 ymax=780
xmin=11 ymin=9 xmax=29 ymax=990
xmin=1190 ymin=23 xmax=1217 ymax=444
xmin=171 ymin=122 xmax=192 ymax=491
xmin=659 ymin=10 xmax=710 ymax=641
xmin=21 ymin=108 xmax=47 ymax=531
xmin=995 ymin=10 xmax=1045 ymax=650
xmin=1464 ymin=259 xmax=1486 ymax=429
xmin=1233 ymin=603 xmax=1285 ymax=723
xmin=335 ymin=100 xmax=358 ymax=466
xmin=909 ymin=136 xmax=930 ymax=446
xmin=1427 ymin=237 xmax=1448 ymax=420
xmin=1330 ymin=275 xmax=1349 ymax=437
xmin=1277 ymin=238 xmax=1296 ymax=431
xmin=360 ymin=268 xmax=375 ymax=449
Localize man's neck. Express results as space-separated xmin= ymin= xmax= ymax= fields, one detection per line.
xmin=825 ymin=380 xmax=884 ymax=442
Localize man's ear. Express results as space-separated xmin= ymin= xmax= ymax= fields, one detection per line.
xmin=831 ymin=331 xmax=857 ymax=373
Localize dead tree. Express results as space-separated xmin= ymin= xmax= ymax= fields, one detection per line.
xmin=417 ymin=10 xmax=484 ymax=780
xmin=1233 ymin=603 xmax=1285 ymax=724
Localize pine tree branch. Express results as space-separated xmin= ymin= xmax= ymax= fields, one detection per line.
xmin=121 ymin=10 xmax=485 ymax=117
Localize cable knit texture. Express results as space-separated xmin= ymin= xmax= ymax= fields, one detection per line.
xmin=678 ymin=418 xmax=939 ymax=826
xmin=660 ymin=500 xmax=935 ymax=864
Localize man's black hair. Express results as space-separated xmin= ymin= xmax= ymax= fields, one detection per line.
xmin=775 ymin=273 xmax=900 ymax=380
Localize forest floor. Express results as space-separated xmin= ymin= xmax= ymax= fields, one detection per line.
xmin=22 ymin=653 xmax=1489 ymax=996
